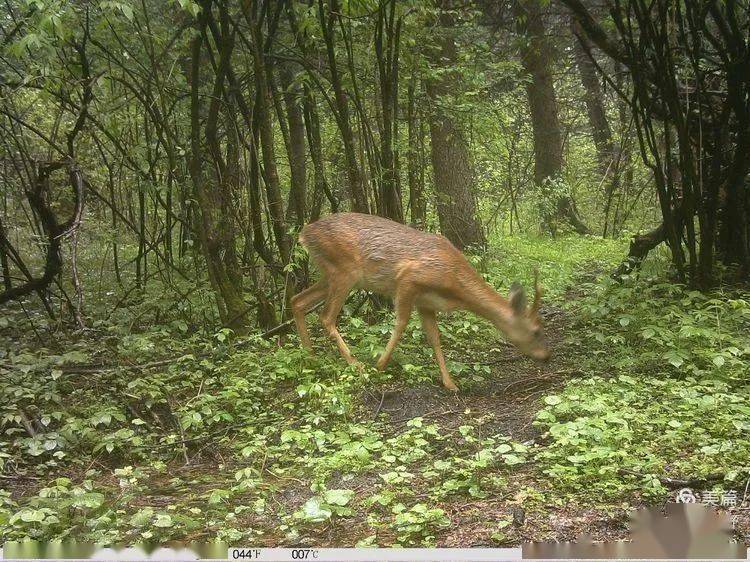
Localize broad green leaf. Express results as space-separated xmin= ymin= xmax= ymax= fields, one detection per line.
xmin=324 ymin=489 xmax=354 ymax=506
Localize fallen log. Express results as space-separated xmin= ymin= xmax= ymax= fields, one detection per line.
xmin=613 ymin=223 xmax=666 ymax=278
xmin=618 ymin=467 xmax=725 ymax=489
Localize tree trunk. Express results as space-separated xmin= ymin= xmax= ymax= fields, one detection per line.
xmin=279 ymin=64 xmax=307 ymax=229
xmin=374 ymin=0 xmax=404 ymax=222
xmin=187 ymin=5 xmax=249 ymax=334
xmin=425 ymin=0 xmax=485 ymax=250
xmin=613 ymin=223 xmax=666 ymax=277
xmin=0 ymin=217 xmax=11 ymax=292
xmin=563 ymin=0 xmax=750 ymax=286
xmin=518 ymin=0 xmax=589 ymax=235
xmin=571 ymin=19 xmax=614 ymax=172
xmin=571 ymin=19 xmax=623 ymax=237
xmin=246 ymin=4 xmax=291 ymax=265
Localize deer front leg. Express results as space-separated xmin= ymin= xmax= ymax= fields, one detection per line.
xmin=291 ymin=280 xmax=327 ymax=349
xmin=418 ymin=308 xmax=458 ymax=391
xmin=376 ymin=289 xmax=416 ymax=371
xmin=320 ymin=278 xmax=358 ymax=365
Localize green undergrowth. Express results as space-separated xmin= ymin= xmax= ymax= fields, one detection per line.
xmin=3 ymin=234 xmax=750 ymax=544
xmin=535 ymin=275 xmax=750 ymax=500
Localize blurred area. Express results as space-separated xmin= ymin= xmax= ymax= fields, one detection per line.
xmin=523 ymin=503 xmax=746 ymax=559
xmin=1 ymin=542 xmax=227 ymax=560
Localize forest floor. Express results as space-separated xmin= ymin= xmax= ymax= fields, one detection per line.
xmin=351 ymin=303 xmax=634 ymax=547
xmin=2 ymin=235 xmax=750 ymax=547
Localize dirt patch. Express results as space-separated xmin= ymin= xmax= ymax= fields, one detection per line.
xmin=325 ymin=471 xmax=382 ymax=496
xmin=360 ymin=383 xmax=545 ymax=441
xmin=440 ymin=499 xmax=631 ymax=547
xmin=360 ymin=305 xmax=574 ymax=441
xmin=733 ymin=509 xmax=750 ymax=546
xmin=2 ymin=475 xmax=41 ymax=501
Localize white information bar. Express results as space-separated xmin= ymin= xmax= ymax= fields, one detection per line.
xmin=228 ymin=548 xmax=522 ymax=561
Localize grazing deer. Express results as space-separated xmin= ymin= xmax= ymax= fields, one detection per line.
xmin=291 ymin=213 xmax=550 ymax=390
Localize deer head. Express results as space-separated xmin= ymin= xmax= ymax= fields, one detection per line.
xmin=490 ymin=270 xmax=550 ymax=362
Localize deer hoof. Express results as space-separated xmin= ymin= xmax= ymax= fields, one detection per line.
xmin=443 ymin=380 xmax=459 ymax=392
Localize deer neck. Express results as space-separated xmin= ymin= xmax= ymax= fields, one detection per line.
xmin=461 ymin=278 xmax=514 ymax=330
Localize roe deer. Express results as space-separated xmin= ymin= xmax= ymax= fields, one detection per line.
xmin=291 ymin=213 xmax=550 ymax=390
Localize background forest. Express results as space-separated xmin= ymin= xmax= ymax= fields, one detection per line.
xmin=1 ymin=0 xmax=750 ymax=547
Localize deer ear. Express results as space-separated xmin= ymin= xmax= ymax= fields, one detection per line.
xmin=509 ymin=282 xmax=527 ymax=314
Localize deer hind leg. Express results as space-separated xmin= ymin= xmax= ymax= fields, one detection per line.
xmin=376 ymin=288 xmax=416 ymax=371
xmin=319 ymin=274 xmax=358 ymax=365
xmin=418 ymin=308 xmax=458 ymax=391
xmin=291 ymin=280 xmax=328 ymax=349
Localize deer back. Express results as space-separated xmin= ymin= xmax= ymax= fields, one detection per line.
xmin=299 ymin=213 xmax=475 ymax=298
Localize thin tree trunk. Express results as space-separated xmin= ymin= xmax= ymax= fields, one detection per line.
xmin=571 ymin=19 xmax=614 ymax=172
xmin=318 ymin=0 xmax=369 ymax=213
xmin=303 ymin=84 xmax=336 ymax=221
xmin=374 ymin=0 xmax=403 ymax=222
xmin=572 ymin=18 xmax=622 ymax=238
xmin=407 ymin=76 xmax=426 ymax=228
xmin=245 ymin=1 xmax=291 ymax=264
